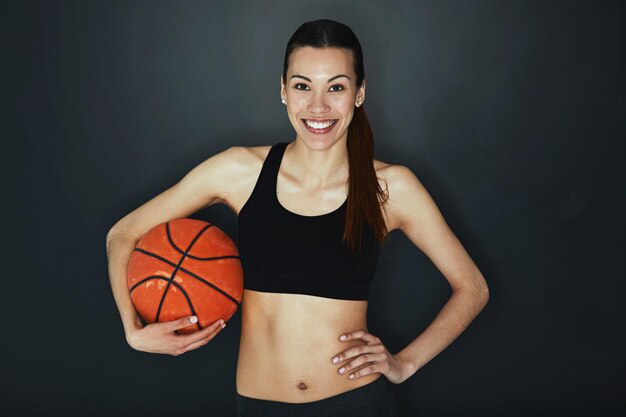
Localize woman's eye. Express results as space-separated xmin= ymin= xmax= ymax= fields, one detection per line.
xmin=293 ymin=84 xmax=345 ymax=92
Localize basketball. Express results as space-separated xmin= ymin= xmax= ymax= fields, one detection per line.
xmin=127 ymin=218 xmax=243 ymax=334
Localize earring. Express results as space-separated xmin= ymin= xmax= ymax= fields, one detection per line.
xmin=281 ymin=98 xmax=286 ymax=104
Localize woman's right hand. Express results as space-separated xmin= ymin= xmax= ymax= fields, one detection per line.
xmin=126 ymin=316 xmax=226 ymax=356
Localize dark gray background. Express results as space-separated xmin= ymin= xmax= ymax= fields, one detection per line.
xmin=3 ymin=1 xmax=623 ymax=416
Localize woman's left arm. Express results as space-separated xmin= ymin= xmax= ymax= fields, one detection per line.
xmin=332 ymin=165 xmax=489 ymax=384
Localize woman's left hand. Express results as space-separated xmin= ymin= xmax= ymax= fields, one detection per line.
xmin=331 ymin=329 xmax=412 ymax=384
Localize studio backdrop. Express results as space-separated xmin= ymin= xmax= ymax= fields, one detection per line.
xmin=3 ymin=1 xmax=623 ymax=416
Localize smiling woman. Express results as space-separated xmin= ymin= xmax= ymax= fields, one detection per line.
xmin=106 ymin=18 xmax=488 ymax=417
xmin=292 ymin=72 xmax=349 ymax=134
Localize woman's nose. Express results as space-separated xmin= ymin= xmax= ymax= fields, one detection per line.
xmin=308 ymin=93 xmax=330 ymax=114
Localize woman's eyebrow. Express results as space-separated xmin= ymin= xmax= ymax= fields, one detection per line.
xmin=290 ymin=74 xmax=351 ymax=82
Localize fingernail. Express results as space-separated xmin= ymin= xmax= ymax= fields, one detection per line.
xmin=219 ymin=319 xmax=224 ymax=326
xmin=220 ymin=322 xmax=226 ymax=329
xmin=190 ymin=316 xmax=198 ymax=324
xmin=349 ymin=374 xmax=354 ymax=379
xmin=332 ymin=357 xmax=339 ymax=364
xmin=340 ymin=335 xmax=347 ymax=341
xmin=339 ymin=367 xmax=345 ymax=374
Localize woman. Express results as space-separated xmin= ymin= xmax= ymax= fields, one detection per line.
xmin=106 ymin=19 xmax=489 ymax=417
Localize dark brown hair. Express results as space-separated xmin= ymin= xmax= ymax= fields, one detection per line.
xmin=282 ymin=19 xmax=391 ymax=253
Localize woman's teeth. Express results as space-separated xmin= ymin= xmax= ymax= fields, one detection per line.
xmin=304 ymin=119 xmax=337 ymax=129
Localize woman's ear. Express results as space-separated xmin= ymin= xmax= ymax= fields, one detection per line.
xmin=356 ymin=79 xmax=366 ymax=106
xmin=280 ymin=73 xmax=286 ymax=101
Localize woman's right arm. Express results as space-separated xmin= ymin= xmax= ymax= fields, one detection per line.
xmin=106 ymin=145 xmax=246 ymax=355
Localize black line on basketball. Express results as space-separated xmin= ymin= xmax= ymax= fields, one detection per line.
xmin=155 ymin=223 xmax=210 ymax=323
xmin=133 ymin=247 xmax=241 ymax=306
xmin=130 ymin=275 xmax=201 ymax=331
xmin=165 ymin=223 xmax=242 ymax=260
xmin=137 ymin=311 xmax=148 ymax=327
xmin=167 ymin=221 xmax=232 ymax=261
xmin=166 ymin=221 xmax=209 ymax=255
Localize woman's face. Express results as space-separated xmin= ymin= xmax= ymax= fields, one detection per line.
xmin=281 ymin=46 xmax=365 ymax=149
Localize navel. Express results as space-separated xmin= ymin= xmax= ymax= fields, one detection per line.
xmin=297 ymin=381 xmax=308 ymax=390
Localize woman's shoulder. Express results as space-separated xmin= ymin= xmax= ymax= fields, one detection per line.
xmin=225 ymin=143 xmax=284 ymax=182
xmin=374 ymin=158 xmax=428 ymax=201
xmin=213 ymin=144 xmax=273 ymax=173
xmin=373 ymin=158 xmax=427 ymax=232
xmin=190 ymin=144 xmax=275 ymax=214
xmin=188 ymin=144 xmax=274 ymax=192
xmin=229 ymin=144 xmax=274 ymax=165
xmin=372 ymin=158 xmax=413 ymax=190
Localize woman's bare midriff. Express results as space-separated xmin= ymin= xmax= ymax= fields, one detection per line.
xmin=235 ymin=289 xmax=382 ymax=403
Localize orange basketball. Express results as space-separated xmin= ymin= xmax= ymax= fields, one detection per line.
xmin=127 ymin=218 xmax=243 ymax=334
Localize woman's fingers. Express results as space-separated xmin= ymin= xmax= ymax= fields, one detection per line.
xmin=333 ymin=341 xmax=385 ymax=364
xmin=338 ymin=352 xmax=387 ymax=375
xmin=178 ymin=320 xmax=226 ymax=354
xmin=161 ymin=316 xmax=223 ymax=334
xmin=132 ymin=316 xmax=226 ymax=356
xmin=178 ymin=319 xmax=225 ymax=344
xmin=163 ymin=315 xmax=203 ymax=333
xmin=338 ymin=329 xmax=381 ymax=344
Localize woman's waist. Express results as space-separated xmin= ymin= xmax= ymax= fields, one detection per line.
xmin=238 ymin=314 xmax=368 ymax=362
xmin=236 ymin=343 xmax=382 ymax=403
xmin=239 ymin=325 xmax=362 ymax=363
xmin=239 ymin=299 xmax=369 ymax=360
xmin=236 ymin=316 xmax=378 ymax=402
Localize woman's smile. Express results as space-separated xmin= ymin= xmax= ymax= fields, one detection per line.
xmin=301 ymin=118 xmax=339 ymax=134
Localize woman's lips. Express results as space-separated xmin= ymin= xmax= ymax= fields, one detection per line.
xmin=301 ymin=119 xmax=338 ymax=135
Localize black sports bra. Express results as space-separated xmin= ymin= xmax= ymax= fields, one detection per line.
xmin=237 ymin=142 xmax=380 ymax=301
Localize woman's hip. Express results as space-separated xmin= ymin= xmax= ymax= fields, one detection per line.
xmin=235 ymin=374 xmax=401 ymax=417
